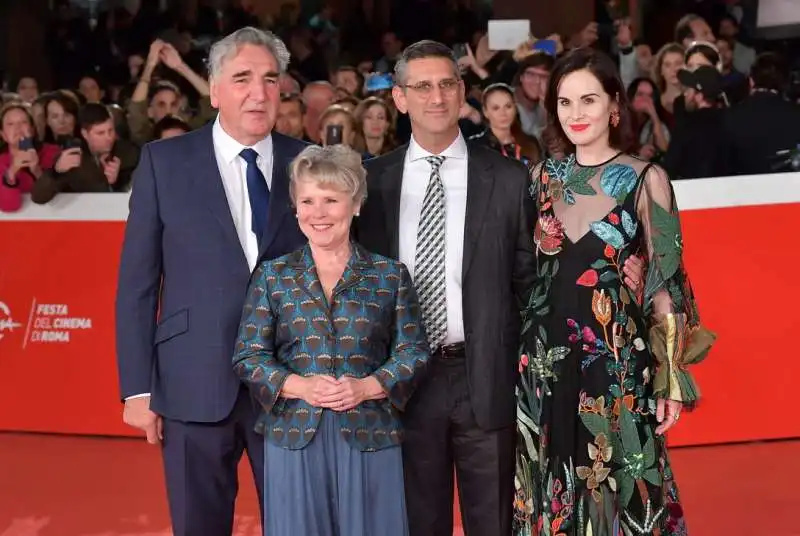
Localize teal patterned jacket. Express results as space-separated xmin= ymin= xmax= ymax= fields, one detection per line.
xmin=232 ymin=242 xmax=430 ymax=451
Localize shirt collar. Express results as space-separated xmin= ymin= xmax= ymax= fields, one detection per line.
xmin=213 ymin=116 xmax=274 ymax=165
xmin=407 ymin=132 xmax=467 ymax=164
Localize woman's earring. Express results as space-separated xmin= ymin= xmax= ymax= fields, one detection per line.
xmin=610 ymin=109 xmax=620 ymax=127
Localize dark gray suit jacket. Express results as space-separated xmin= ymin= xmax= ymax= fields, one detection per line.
xmin=354 ymin=141 xmax=536 ymax=430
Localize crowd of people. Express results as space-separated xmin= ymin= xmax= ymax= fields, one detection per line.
xmin=1 ymin=2 xmax=800 ymax=214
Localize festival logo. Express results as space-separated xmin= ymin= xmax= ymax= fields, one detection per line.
xmin=0 ymin=301 xmax=23 ymax=341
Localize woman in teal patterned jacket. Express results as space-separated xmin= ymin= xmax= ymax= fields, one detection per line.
xmin=233 ymin=144 xmax=429 ymax=536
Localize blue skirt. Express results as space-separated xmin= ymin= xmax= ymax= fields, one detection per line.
xmin=264 ymin=410 xmax=409 ymax=536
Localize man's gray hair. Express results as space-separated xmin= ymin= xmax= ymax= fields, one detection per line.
xmin=208 ymin=27 xmax=291 ymax=79
xmin=394 ymin=40 xmax=460 ymax=86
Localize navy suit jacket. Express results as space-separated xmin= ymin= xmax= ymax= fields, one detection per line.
xmin=115 ymin=123 xmax=309 ymax=422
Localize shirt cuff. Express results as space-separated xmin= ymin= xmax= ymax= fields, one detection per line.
xmin=125 ymin=393 xmax=151 ymax=400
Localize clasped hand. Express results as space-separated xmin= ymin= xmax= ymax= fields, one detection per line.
xmin=302 ymin=375 xmax=371 ymax=411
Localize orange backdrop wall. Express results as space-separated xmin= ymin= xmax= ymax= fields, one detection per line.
xmin=1 ymin=173 xmax=799 ymax=446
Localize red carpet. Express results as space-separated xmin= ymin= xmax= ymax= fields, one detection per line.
xmin=0 ymin=433 xmax=796 ymax=535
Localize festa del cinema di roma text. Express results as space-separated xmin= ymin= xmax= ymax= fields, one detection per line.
xmin=30 ymin=303 xmax=92 ymax=343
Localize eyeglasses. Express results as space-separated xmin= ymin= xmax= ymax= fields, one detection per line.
xmin=399 ymin=79 xmax=461 ymax=98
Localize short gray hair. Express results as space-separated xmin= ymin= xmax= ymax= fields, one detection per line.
xmin=394 ymin=40 xmax=460 ymax=86
xmin=208 ymin=27 xmax=291 ymax=79
xmin=289 ymin=145 xmax=367 ymax=207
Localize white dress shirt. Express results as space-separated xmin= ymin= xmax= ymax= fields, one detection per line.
xmin=399 ymin=134 xmax=468 ymax=345
xmin=126 ymin=120 xmax=274 ymax=401
xmin=212 ymin=117 xmax=274 ymax=272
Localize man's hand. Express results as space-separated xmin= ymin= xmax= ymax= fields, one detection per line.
xmin=623 ymin=254 xmax=646 ymax=303
xmin=123 ymin=396 xmax=163 ymax=444
xmin=54 ymin=148 xmax=82 ymax=174
xmin=102 ymin=155 xmax=121 ymax=185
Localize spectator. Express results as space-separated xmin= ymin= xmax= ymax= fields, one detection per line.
xmin=318 ymin=104 xmax=359 ymax=149
xmin=78 ymin=73 xmax=107 ymax=104
xmin=331 ymin=65 xmax=363 ymax=98
xmin=627 ymin=77 xmax=670 ymax=161
xmin=126 ymin=39 xmax=214 ymax=145
xmin=374 ymin=31 xmax=404 ymax=74
xmin=513 ymin=54 xmax=555 ymax=141
xmin=725 ymin=53 xmax=800 ymax=175
xmin=275 ymin=93 xmax=307 ymax=140
xmin=152 ymin=114 xmax=191 ymax=140
xmin=652 ymin=43 xmax=685 ymax=126
xmin=717 ymin=37 xmax=749 ymax=103
xmin=32 ymin=103 xmax=139 ymax=202
xmin=718 ymin=14 xmax=756 ymax=74
xmin=675 ymin=13 xmax=716 ymax=49
xmin=42 ymin=91 xmax=81 ymax=145
xmin=353 ymin=96 xmax=396 ymax=158
xmin=0 ymin=102 xmax=59 ymax=212
xmin=15 ymin=77 xmax=39 ymax=104
xmin=302 ymin=81 xmax=336 ymax=143
xmin=468 ymin=83 xmax=541 ymax=167
xmin=685 ymin=41 xmax=722 ymax=71
xmin=30 ymin=96 xmax=48 ymax=141
xmin=663 ymin=66 xmax=732 ymax=179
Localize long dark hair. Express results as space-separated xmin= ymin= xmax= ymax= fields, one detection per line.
xmin=626 ymin=76 xmax=668 ymax=144
xmin=481 ymin=83 xmax=541 ymax=164
xmin=542 ymin=47 xmax=635 ymax=157
xmin=41 ymin=91 xmax=81 ymax=144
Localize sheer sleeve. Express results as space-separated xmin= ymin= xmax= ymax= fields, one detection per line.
xmin=636 ymin=164 xmax=716 ymax=408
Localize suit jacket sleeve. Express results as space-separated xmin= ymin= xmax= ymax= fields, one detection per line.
xmin=372 ymin=265 xmax=430 ymax=411
xmin=232 ymin=264 xmax=289 ymax=413
xmin=511 ymin=163 xmax=537 ymax=310
xmin=115 ymin=144 xmax=164 ymax=399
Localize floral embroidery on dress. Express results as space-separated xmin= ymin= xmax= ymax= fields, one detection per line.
xmin=515 ymin=155 xmax=714 ymax=536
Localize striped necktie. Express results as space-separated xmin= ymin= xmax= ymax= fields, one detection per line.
xmin=414 ymin=155 xmax=447 ymax=349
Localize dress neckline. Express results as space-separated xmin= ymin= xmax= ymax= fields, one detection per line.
xmin=574 ymin=150 xmax=624 ymax=168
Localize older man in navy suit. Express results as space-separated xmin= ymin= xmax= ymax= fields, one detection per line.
xmin=115 ymin=27 xmax=308 ymax=535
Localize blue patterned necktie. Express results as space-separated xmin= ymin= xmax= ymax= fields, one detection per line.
xmin=239 ymin=148 xmax=271 ymax=249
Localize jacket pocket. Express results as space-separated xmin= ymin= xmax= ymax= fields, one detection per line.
xmin=154 ymin=308 xmax=189 ymax=345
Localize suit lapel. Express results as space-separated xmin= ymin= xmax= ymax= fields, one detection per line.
xmin=462 ymin=149 xmax=495 ymax=280
xmin=259 ymin=133 xmax=294 ymax=260
xmin=379 ymin=149 xmax=407 ymax=260
xmin=189 ymin=124 xmax=249 ymax=273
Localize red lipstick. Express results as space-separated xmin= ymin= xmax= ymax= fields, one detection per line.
xmin=569 ymin=124 xmax=590 ymax=132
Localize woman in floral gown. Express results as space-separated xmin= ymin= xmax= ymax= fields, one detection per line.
xmin=514 ymin=48 xmax=716 ymax=536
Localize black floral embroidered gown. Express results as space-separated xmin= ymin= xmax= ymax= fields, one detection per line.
xmin=514 ymin=153 xmax=715 ymax=536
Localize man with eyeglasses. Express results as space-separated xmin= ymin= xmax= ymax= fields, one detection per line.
xmin=354 ymin=40 xmax=537 ymax=536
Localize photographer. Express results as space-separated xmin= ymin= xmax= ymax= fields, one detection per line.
xmin=663 ymin=65 xmax=733 ymax=179
xmin=31 ymin=103 xmax=139 ymax=203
